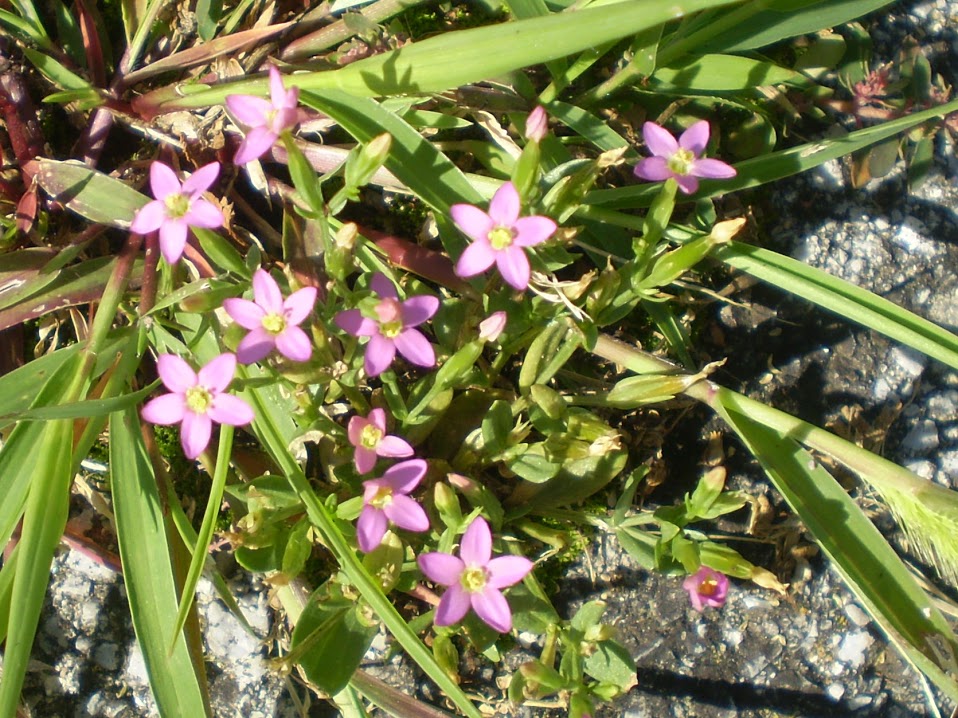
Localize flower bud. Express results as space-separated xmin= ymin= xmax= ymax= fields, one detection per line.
xmin=478 ymin=311 xmax=507 ymax=342
xmin=525 ymin=106 xmax=548 ymax=142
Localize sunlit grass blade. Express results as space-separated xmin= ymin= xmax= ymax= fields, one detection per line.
xmin=712 ymin=396 xmax=958 ymax=701
xmin=0 ymin=419 xmax=74 ymax=717
xmin=586 ymin=97 xmax=958 ymax=209
xmin=110 ymin=408 xmax=212 ymax=717
xmin=714 ymin=240 xmax=958 ymax=371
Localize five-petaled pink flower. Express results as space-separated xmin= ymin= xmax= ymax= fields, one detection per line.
xmin=334 ymin=273 xmax=438 ymax=378
xmin=226 ymin=65 xmax=300 ymax=165
xmin=451 ymin=182 xmax=556 ymax=292
xmin=633 ymin=121 xmax=736 ymax=195
xmin=223 ymin=269 xmax=317 ymax=364
xmin=130 ymin=161 xmax=224 ymax=264
xmin=357 ymin=459 xmax=430 ymax=553
xmin=141 ymin=353 xmax=254 ymax=460
xmin=682 ymin=566 xmax=729 ymax=612
xmin=348 ymin=407 xmax=414 ymax=474
xmin=418 ymin=516 xmax=533 ymax=633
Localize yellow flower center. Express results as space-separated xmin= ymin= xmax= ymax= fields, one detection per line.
xmin=164 ymin=192 xmax=191 ymax=219
xmin=185 ymin=386 xmax=213 ymax=414
xmin=488 ymin=226 xmax=515 ymax=251
xmin=261 ymin=313 xmax=286 ymax=335
xmin=460 ymin=565 xmax=489 ymax=594
xmin=699 ymin=577 xmax=718 ymax=597
xmin=667 ymin=148 xmax=695 ymax=176
xmin=374 ymin=298 xmax=404 ymax=338
xmin=369 ymin=485 xmax=393 ymax=509
xmin=360 ymin=424 xmax=383 ymax=450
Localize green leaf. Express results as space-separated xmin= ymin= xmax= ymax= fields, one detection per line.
xmin=23 ymin=47 xmax=100 ymax=94
xmin=481 ymin=400 xmax=514 ymax=454
xmin=652 ymin=54 xmax=799 ymax=92
xmin=110 ymin=409 xmax=212 ymax=717
xmin=714 ymin=240 xmax=958 ymax=372
xmin=36 ymin=159 xmax=148 ymax=227
xmin=584 ymin=640 xmax=637 ymax=691
xmin=193 ymin=227 xmax=251 ymax=278
xmin=519 ymin=320 xmax=582 ymax=390
xmin=714 ymin=396 xmax=958 ymax=702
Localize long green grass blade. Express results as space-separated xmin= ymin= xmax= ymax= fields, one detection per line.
xmin=713 ymin=396 xmax=958 ymax=701
xmin=110 ymin=408 xmax=212 ymax=717
xmin=715 ymin=240 xmax=958 ymax=372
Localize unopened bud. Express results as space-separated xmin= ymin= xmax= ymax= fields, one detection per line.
xmin=335 ymin=222 xmax=358 ymax=250
xmin=478 ymin=311 xmax=507 ymax=342
xmin=525 ymin=106 xmax=548 ymax=142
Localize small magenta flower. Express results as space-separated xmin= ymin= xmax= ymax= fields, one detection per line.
xmin=141 ymin=353 xmax=254 ymax=460
xmin=348 ymin=407 xmax=414 ymax=474
xmin=451 ymin=182 xmax=556 ymax=292
xmin=226 ymin=65 xmax=300 ymax=165
xmin=357 ymin=459 xmax=430 ymax=552
xmin=418 ymin=516 xmax=533 ymax=633
xmin=478 ymin=311 xmax=507 ymax=342
xmin=334 ymin=273 xmax=438 ymax=377
xmin=682 ymin=566 xmax=729 ymax=612
xmin=130 ymin=161 xmax=224 ymax=264
xmin=223 ymin=269 xmax=317 ymax=364
xmin=633 ymin=121 xmax=736 ymax=195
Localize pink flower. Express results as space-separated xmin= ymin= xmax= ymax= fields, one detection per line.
xmin=451 ymin=182 xmax=556 ymax=291
xmin=348 ymin=407 xmax=414 ymax=474
xmin=334 ymin=273 xmax=438 ymax=377
xmin=223 ymin=269 xmax=317 ymax=364
xmin=478 ymin=311 xmax=507 ymax=342
xmin=357 ymin=459 xmax=430 ymax=552
xmin=633 ymin=121 xmax=736 ymax=195
xmin=226 ymin=65 xmax=300 ymax=165
xmin=682 ymin=566 xmax=729 ymax=612
xmin=418 ymin=517 xmax=533 ymax=633
xmin=141 ymin=353 xmax=254 ymax=460
xmin=130 ymin=161 xmax=224 ymax=264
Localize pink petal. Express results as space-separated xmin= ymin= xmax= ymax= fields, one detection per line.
xmin=486 ymin=556 xmax=534 ymax=589
xmin=383 ymin=494 xmax=429 ymax=532
xmin=487 ymin=182 xmax=520 ymax=227
xmin=434 ymin=584 xmax=471 ymax=627
xmin=633 ymin=157 xmax=674 ymax=182
xmin=512 ymin=216 xmax=556 ymax=247
xmin=394 ymin=329 xmax=435 ymax=368
xmin=226 ymin=94 xmax=272 ymax=127
xmin=365 ymin=334 xmax=397 ymax=377
xmin=368 ymin=408 xmax=387 ymax=433
xmin=158 ymin=220 xmax=189 ymax=264
xmin=376 ymin=435 xmax=413 ymax=459
xmin=370 ymin=273 xmax=398 ymax=300
xmin=334 ymin=309 xmax=375 ymax=337
xmin=156 ymin=354 xmax=197 ymax=393
xmin=271 ymin=106 xmax=299 ymax=134
xmin=678 ymin=120 xmax=710 ymax=156
xmin=268 ymin=66 xmax=287 ymax=108
xmin=223 ymin=297 xmax=266 ymax=330
xmin=495 ymin=247 xmax=531 ymax=291
xmin=236 ymin=327 xmax=276 ymax=364
xmin=418 ymin=552 xmax=465 ymax=586
xmin=354 ymin=446 xmax=377 ymax=474
xmin=149 ymin=161 xmax=181 ymax=200
xmin=283 ymin=287 xmax=317 ymax=325
xmin=348 ymin=415 xmax=371 ymax=446
xmin=690 ymin=158 xmax=737 ymax=179
xmin=252 ymin=269 xmax=283 ymax=314
xmin=357 ymin=506 xmax=388 ymax=553
xmin=209 ymin=393 xmax=255 ymax=425
xmin=382 ymin=459 xmax=427 ymax=494
xmin=400 ymin=295 xmax=438 ymax=327
xmin=449 ymin=204 xmax=494 ymax=244
xmin=130 ymin=200 xmax=166 ymax=234
xmin=642 ymin=122 xmax=679 ymax=158
xmin=455 ymin=240 xmax=497 ymax=278
xmin=181 ymin=411 xmax=212 ymax=459
xmin=460 ymin=517 xmax=491 ymax=566
xmin=275 ymin=326 xmax=312 ymax=362
xmin=471 ymin=588 xmax=513 ymax=633
xmin=183 ymin=199 xmax=223 ymax=229
xmin=141 ymin=393 xmax=186 ymax=425
xmin=234 ymin=127 xmax=277 ymax=165
xmin=197 ymin=353 xmax=237 ymax=393
xmin=181 ymin=162 xmax=220 ymax=195
xmin=675 ymin=174 xmax=699 ymax=195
